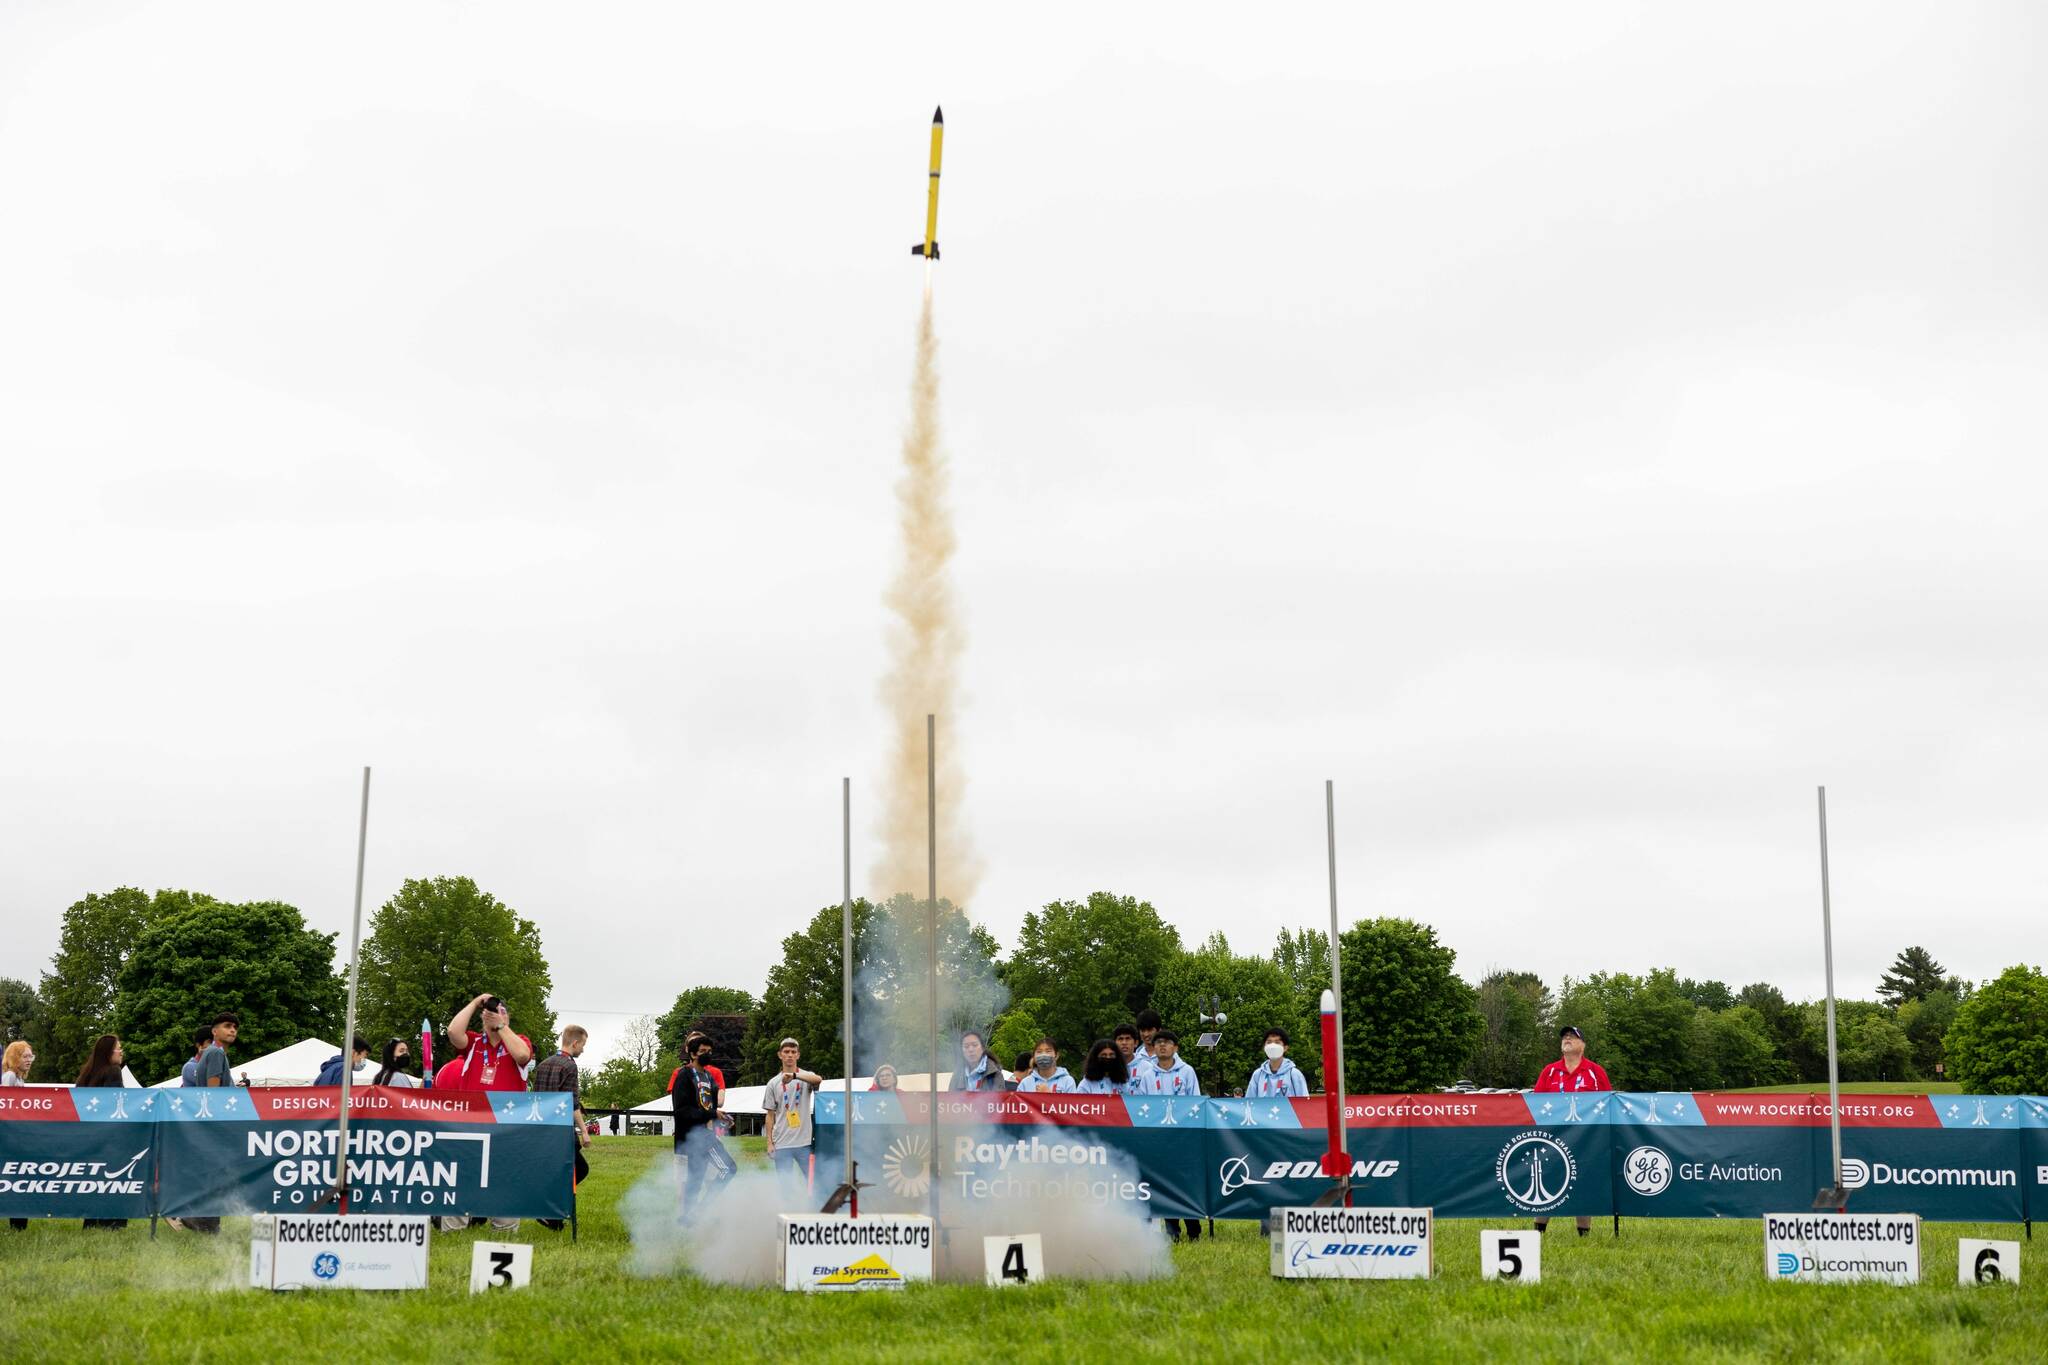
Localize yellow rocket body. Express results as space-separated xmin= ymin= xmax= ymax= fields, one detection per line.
xmin=912 ymin=107 xmax=942 ymax=260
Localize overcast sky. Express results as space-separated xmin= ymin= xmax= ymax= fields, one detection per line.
xmin=3 ymin=3 xmax=2043 ymax=1066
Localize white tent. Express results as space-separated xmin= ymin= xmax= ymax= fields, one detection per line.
xmin=150 ymin=1037 xmax=377 ymax=1089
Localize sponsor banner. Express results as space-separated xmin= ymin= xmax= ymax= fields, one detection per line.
xmin=1830 ymin=1127 xmax=2025 ymax=1223
xmin=0 ymin=1120 xmax=155 ymax=1219
xmin=156 ymin=1087 xmax=575 ymax=1218
xmin=1208 ymin=1117 xmax=1409 ymax=1219
xmin=1611 ymin=1125 xmax=1811 ymax=1219
xmin=1693 ymin=1093 xmax=1940 ymax=1128
xmin=780 ymin=1214 xmax=934 ymax=1291
xmin=1269 ymin=1205 xmax=1432 ymax=1279
xmin=1764 ymin=1212 xmax=1921 ymax=1284
xmin=814 ymin=1094 xmax=1206 ymax=1219
xmin=249 ymin=1212 xmax=431 ymax=1291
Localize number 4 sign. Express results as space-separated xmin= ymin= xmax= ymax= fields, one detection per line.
xmin=984 ymin=1234 xmax=1045 ymax=1288
xmin=469 ymin=1241 xmax=534 ymax=1294
xmin=1480 ymin=1230 xmax=1542 ymax=1283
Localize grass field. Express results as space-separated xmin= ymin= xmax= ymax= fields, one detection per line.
xmin=2 ymin=1135 xmax=2040 ymax=1364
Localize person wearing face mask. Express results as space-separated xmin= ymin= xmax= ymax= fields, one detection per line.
xmin=1012 ymin=1039 xmax=1075 ymax=1094
xmin=950 ymin=1030 xmax=1006 ymax=1093
xmin=1245 ymin=1027 xmax=1308 ymax=1099
xmin=373 ymin=1038 xmax=421 ymax=1089
xmin=672 ymin=1031 xmax=737 ymax=1220
xmin=1138 ymin=1030 xmax=1200 ymax=1096
xmin=1075 ymin=1039 xmax=1127 ymax=1095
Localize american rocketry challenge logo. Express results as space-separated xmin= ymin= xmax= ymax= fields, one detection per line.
xmin=1495 ymin=1130 xmax=1575 ymax=1212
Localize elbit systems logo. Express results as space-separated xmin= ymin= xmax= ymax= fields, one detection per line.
xmin=1496 ymin=1130 xmax=1576 ymax=1213
xmin=312 ymin=1252 xmax=341 ymax=1280
xmin=1774 ymin=1252 xmax=1799 ymax=1276
xmin=1622 ymin=1146 xmax=1672 ymax=1197
xmin=881 ymin=1135 xmax=932 ymax=1198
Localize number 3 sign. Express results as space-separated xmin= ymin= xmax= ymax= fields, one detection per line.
xmin=469 ymin=1241 xmax=534 ymax=1294
xmin=983 ymin=1234 xmax=1045 ymax=1288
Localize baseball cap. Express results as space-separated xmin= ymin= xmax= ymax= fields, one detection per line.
xmin=1559 ymin=1025 xmax=1585 ymax=1040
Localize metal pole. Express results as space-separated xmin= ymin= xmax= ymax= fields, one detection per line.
xmin=926 ymin=714 xmax=940 ymax=1231
xmin=1818 ymin=786 xmax=1843 ymax=1191
xmin=333 ymin=766 xmax=371 ymax=1213
xmin=842 ymin=777 xmax=855 ymax=1213
xmin=1326 ymin=782 xmax=1348 ymax=1160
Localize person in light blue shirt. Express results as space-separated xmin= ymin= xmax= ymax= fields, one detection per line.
xmin=1136 ymin=1030 xmax=1201 ymax=1096
xmin=1012 ymin=1039 xmax=1076 ymax=1093
xmin=178 ymin=1027 xmax=211 ymax=1087
xmin=1075 ymin=1039 xmax=1127 ymax=1094
xmin=950 ymin=1030 xmax=1007 ymax=1093
xmin=1114 ymin=1023 xmax=1150 ymax=1093
xmin=1245 ymin=1026 xmax=1309 ymax=1099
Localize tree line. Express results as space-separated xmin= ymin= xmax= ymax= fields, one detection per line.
xmin=7 ymin=881 xmax=2045 ymax=1102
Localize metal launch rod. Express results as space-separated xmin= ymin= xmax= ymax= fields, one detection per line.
xmin=927 ymin=714 xmax=940 ymax=1231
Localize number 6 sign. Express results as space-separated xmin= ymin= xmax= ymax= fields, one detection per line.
xmin=469 ymin=1241 xmax=534 ymax=1294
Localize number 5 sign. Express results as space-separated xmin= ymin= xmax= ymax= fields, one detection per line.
xmin=984 ymin=1234 xmax=1045 ymax=1287
xmin=1480 ymin=1230 xmax=1542 ymax=1283
xmin=469 ymin=1241 xmax=534 ymax=1294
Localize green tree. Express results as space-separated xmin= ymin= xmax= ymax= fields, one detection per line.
xmin=1676 ymin=978 xmax=1735 ymax=1012
xmin=654 ymin=986 xmax=758 ymax=1063
xmin=582 ymin=1056 xmax=661 ymax=1112
xmin=355 ymin=876 xmax=556 ymax=1063
xmin=1151 ymin=932 xmax=1311 ymax=1093
xmin=744 ymin=895 xmax=1003 ymax=1085
xmin=1557 ymin=970 xmax=1697 ymax=1090
xmin=1689 ymin=1004 xmax=1790 ymax=1089
xmin=1335 ymin=919 xmax=1482 ymax=1094
xmin=37 ymin=887 xmax=204 ymax=1078
xmin=108 ymin=901 xmax=344 ymax=1084
xmin=1466 ymin=971 xmax=1554 ymax=1088
xmin=1740 ymin=982 xmax=1827 ymax=1082
xmin=1877 ymin=946 xmax=1952 ymax=1008
xmin=1273 ymin=926 xmax=1332 ymax=1012
xmin=1835 ymin=1007 xmax=1913 ymax=1082
xmin=1945 ymin=965 xmax=2048 ymax=1094
xmin=1895 ymin=990 xmax=1958 ymax=1079
xmin=1004 ymin=892 xmax=1181 ymax=1061
xmin=988 ymin=997 xmax=1049 ymax=1069
xmin=0 ymin=977 xmax=46 ymax=1046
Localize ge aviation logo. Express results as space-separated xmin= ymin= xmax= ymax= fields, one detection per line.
xmin=312 ymin=1252 xmax=341 ymax=1281
xmin=1774 ymin=1252 xmax=1799 ymax=1276
xmin=1622 ymin=1146 xmax=1673 ymax=1197
xmin=881 ymin=1134 xmax=932 ymax=1199
xmin=1839 ymin=1158 xmax=1871 ymax=1190
xmin=1496 ymin=1130 xmax=1576 ymax=1212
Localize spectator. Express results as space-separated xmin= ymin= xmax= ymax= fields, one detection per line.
xmin=73 ymin=1036 xmax=130 ymax=1231
xmin=1013 ymin=1038 xmax=1075 ymax=1094
xmin=1533 ymin=1026 xmax=1609 ymax=1238
xmin=315 ymin=1037 xmax=370 ymax=1088
xmin=1011 ymin=1051 xmax=1033 ymax=1084
xmin=1075 ymin=1039 xmax=1128 ymax=1095
xmin=373 ymin=1039 xmax=421 ymax=1089
xmin=1137 ymin=1030 xmax=1200 ymax=1096
xmin=950 ymin=1031 xmax=1005 ymax=1093
xmin=445 ymin=993 xmax=533 ymax=1092
xmin=432 ymin=1057 xmax=465 ymax=1090
xmin=3 ymin=1041 xmax=29 ymax=1231
xmin=1245 ymin=1027 xmax=1309 ymax=1099
xmin=871 ymin=1063 xmax=900 ymax=1092
xmin=178 ymin=1013 xmax=238 ymax=1235
xmin=608 ymin=1111 xmax=621 ymax=1136
xmin=178 ymin=1027 xmax=211 ymax=1087
xmin=1134 ymin=1009 xmax=1164 ymax=1069
xmin=673 ymin=1031 xmax=736 ymax=1221
xmin=530 ymin=1026 xmax=592 ymax=1232
xmin=1112 ymin=1024 xmax=1149 ymax=1091
xmin=761 ymin=1037 xmax=824 ymax=1198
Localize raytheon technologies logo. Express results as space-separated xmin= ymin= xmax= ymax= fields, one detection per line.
xmin=881 ymin=1135 xmax=932 ymax=1199
xmin=1496 ymin=1131 xmax=1576 ymax=1212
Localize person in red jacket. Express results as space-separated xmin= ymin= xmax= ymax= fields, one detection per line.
xmin=1532 ymin=1025 xmax=1609 ymax=1236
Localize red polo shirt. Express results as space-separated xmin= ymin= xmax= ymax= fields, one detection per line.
xmin=1534 ymin=1058 xmax=1610 ymax=1093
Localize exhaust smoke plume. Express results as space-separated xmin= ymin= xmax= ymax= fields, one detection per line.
xmin=873 ymin=288 xmax=978 ymax=906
